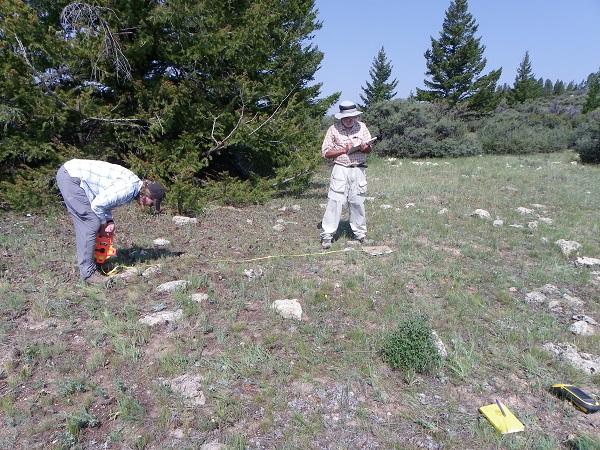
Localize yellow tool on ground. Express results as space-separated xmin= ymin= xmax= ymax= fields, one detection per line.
xmin=479 ymin=400 xmax=525 ymax=434
xmin=95 ymin=233 xmax=117 ymax=264
xmin=551 ymin=384 xmax=600 ymax=414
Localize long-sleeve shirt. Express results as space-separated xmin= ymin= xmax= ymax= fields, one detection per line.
xmin=321 ymin=120 xmax=372 ymax=167
xmin=63 ymin=159 xmax=142 ymax=223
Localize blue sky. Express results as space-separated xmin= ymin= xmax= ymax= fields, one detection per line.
xmin=312 ymin=0 xmax=600 ymax=105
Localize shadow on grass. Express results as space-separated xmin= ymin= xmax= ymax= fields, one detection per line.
xmin=104 ymin=245 xmax=184 ymax=266
xmin=315 ymin=220 xmax=355 ymax=241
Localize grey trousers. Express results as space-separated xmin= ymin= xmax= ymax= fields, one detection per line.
xmin=56 ymin=166 xmax=100 ymax=280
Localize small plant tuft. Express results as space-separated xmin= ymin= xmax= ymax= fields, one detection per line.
xmin=380 ymin=315 xmax=441 ymax=374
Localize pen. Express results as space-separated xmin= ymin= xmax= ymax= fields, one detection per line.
xmin=495 ymin=399 xmax=507 ymax=416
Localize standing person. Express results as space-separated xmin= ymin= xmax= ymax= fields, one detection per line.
xmin=320 ymin=100 xmax=374 ymax=249
xmin=56 ymin=159 xmax=166 ymax=285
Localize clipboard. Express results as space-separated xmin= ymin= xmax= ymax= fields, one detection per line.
xmin=479 ymin=401 xmax=524 ymax=434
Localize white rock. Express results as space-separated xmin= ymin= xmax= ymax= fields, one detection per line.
xmin=292 ymin=204 xmax=301 ymax=211
xmin=570 ymin=161 xmax=578 ymax=165
xmin=540 ymin=284 xmax=561 ymax=296
xmin=531 ymin=204 xmax=547 ymax=209
xmin=141 ymin=265 xmax=161 ymax=278
xmin=471 ymin=209 xmax=491 ymax=219
xmin=364 ymin=197 xmax=375 ymax=202
xmin=437 ymin=208 xmax=448 ymax=215
xmin=140 ymin=309 xmax=183 ymax=326
xmin=528 ymin=221 xmax=538 ymax=230
xmin=246 ymin=219 xmax=253 ymax=224
xmin=405 ymin=203 xmax=416 ymax=209
xmin=191 ymin=293 xmax=208 ymax=303
xmin=113 ymin=266 xmax=140 ymax=280
xmin=508 ymin=287 xmax=518 ymax=293
xmin=272 ymin=224 xmax=285 ymax=232
xmin=362 ymin=246 xmax=394 ymax=256
xmin=167 ymin=374 xmax=205 ymax=406
xmin=543 ymin=342 xmax=600 ymax=374
xmin=431 ymin=330 xmax=447 ymax=359
xmin=562 ymin=293 xmax=584 ymax=308
xmin=380 ymin=204 xmax=393 ymax=209
xmin=157 ymin=280 xmax=190 ymax=293
xmin=570 ymin=321 xmax=596 ymax=336
xmin=278 ymin=206 xmax=288 ymax=212
xmin=516 ymin=207 xmax=534 ymax=215
xmin=575 ymin=257 xmax=600 ymax=267
xmin=538 ymin=217 xmax=553 ymax=225
xmin=525 ymin=291 xmax=547 ymax=304
xmin=555 ymin=239 xmax=581 ymax=257
xmin=243 ymin=267 xmax=264 ymax=280
xmin=319 ymin=203 xmax=327 ymax=209
xmin=509 ymin=224 xmax=524 ymax=229
xmin=172 ymin=216 xmax=198 ymax=225
xmin=572 ymin=314 xmax=598 ymax=326
xmin=493 ymin=219 xmax=504 ymax=227
xmin=386 ymin=157 xmax=397 ymax=162
xmin=271 ymin=299 xmax=302 ymax=321
xmin=153 ymin=238 xmax=170 ymax=248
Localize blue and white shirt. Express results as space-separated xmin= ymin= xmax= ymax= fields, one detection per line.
xmin=63 ymin=159 xmax=143 ymax=223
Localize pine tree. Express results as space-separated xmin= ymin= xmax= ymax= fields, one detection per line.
xmin=510 ymin=51 xmax=542 ymax=103
xmin=543 ymin=79 xmax=554 ymax=97
xmin=583 ymin=73 xmax=600 ymax=113
xmin=553 ymin=80 xmax=565 ymax=95
xmin=360 ymin=47 xmax=398 ymax=109
xmin=0 ymin=0 xmax=336 ymax=210
xmin=416 ymin=0 xmax=501 ymax=111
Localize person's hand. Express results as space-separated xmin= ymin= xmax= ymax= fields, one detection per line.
xmin=360 ymin=142 xmax=370 ymax=151
xmin=99 ymin=221 xmax=115 ymax=236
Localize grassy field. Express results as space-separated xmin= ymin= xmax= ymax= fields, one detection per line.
xmin=1 ymin=151 xmax=599 ymax=449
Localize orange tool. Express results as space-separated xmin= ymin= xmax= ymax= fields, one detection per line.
xmin=95 ymin=233 xmax=117 ymax=264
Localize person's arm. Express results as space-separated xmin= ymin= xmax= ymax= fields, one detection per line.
xmin=321 ymin=126 xmax=350 ymax=159
xmin=91 ymin=180 xmax=138 ymax=224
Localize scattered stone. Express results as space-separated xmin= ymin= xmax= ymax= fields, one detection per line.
xmin=555 ymin=239 xmax=581 ymax=257
xmin=540 ymin=284 xmax=561 ymax=296
xmin=516 ymin=207 xmax=534 ymax=215
xmin=113 ymin=266 xmax=140 ymax=280
xmin=362 ymin=246 xmax=393 ymax=256
xmin=278 ymin=206 xmax=288 ymax=212
xmin=531 ymin=204 xmax=547 ymax=209
xmin=527 ymin=221 xmax=538 ymax=230
xmin=431 ymin=330 xmax=447 ymax=359
xmin=471 ymin=209 xmax=491 ymax=219
xmin=167 ymin=374 xmax=206 ymax=407
xmin=364 ymin=197 xmax=375 ymax=202
xmin=271 ymin=299 xmax=303 ymax=321
xmin=172 ymin=216 xmax=198 ymax=225
xmin=538 ymin=217 xmax=553 ymax=225
xmin=243 ymin=267 xmax=264 ymax=280
xmin=493 ymin=219 xmax=504 ymax=227
xmin=380 ymin=204 xmax=393 ymax=209
xmin=156 ymin=280 xmax=190 ymax=293
xmin=570 ymin=161 xmax=578 ymax=165
xmin=508 ymin=287 xmax=518 ymax=293
xmin=575 ymin=256 xmax=600 ymax=267
xmin=319 ymin=203 xmax=327 ymax=209
xmin=386 ymin=157 xmax=397 ymax=162
xmin=200 ymin=442 xmax=226 ymax=450
xmin=570 ymin=321 xmax=596 ymax=336
xmin=246 ymin=219 xmax=253 ymax=225
xmin=509 ymin=224 xmax=524 ymax=229
xmin=153 ymin=238 xmax=170 ymax=248
xmin=404 ymin=203 xmax=416 ymax=209
xmin=140 ymin=309 xmax=183 ymax=326
xmin=272 ymin=223 xmax=285 ymax=232
xmin=141 ymin=265 xmax=161 ymax=278
xmin=542 ymin=342 xmax=600 ymax=375
xmin=437 ymin=208 xmax=448 ymax=215
xmin=191 ymin=293 xmax=208 ymax=304
xmin=562 ymin=293 xmax=584 ymax=308
xmin=291 ymin=204 xmax=301 ymax=211
xmin=572 ymin=314 xmax=598 ymax=326
xmin=525 ymin=291 xmax=547 ymax=304
xmin=503 ymin=186 xmax=519 ymax=192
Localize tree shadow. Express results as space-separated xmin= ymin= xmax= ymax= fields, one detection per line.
xmin=104 ymin=245 xmax=184 ymax=266
xmin=288 ymin=180 xmax=327 ymax=200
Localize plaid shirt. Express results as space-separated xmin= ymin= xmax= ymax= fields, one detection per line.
xmin=64 ymin=159 xmax=142 ymax=223
xmin=321 ymin=120 xmax=372 ymax=167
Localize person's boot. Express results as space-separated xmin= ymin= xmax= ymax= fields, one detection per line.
xmin=321 ymin=238 xmax=332 ymax=249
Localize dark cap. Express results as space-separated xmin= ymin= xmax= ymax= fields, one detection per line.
xmin=144 ymin=180 xmax=166 ymax=212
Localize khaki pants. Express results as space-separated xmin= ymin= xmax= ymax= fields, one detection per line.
xmin=320 ymin=164 xmax=367 ymax=240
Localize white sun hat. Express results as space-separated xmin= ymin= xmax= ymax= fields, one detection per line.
xmin=334 ymin=100 xmax=363 ymax=120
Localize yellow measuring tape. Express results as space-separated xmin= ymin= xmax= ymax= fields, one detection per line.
xmin=210 ymin=247 xmax=356 ymax=264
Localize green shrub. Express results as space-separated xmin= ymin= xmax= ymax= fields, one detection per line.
xmin=380 ymin=315 xmax=441 ymax=374
xmin=574 ymin=109 xmax=600 ymax=164
xmin=478 ymin=106 xmax=574 ymax=154
xmin=363 ymin=100 xmax=482 ymax=158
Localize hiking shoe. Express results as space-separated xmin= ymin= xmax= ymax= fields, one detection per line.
xmin=84 ymin=271 xmax=107 ymax=286
xmin=321 ymin=238 xmax=332 ymax=249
